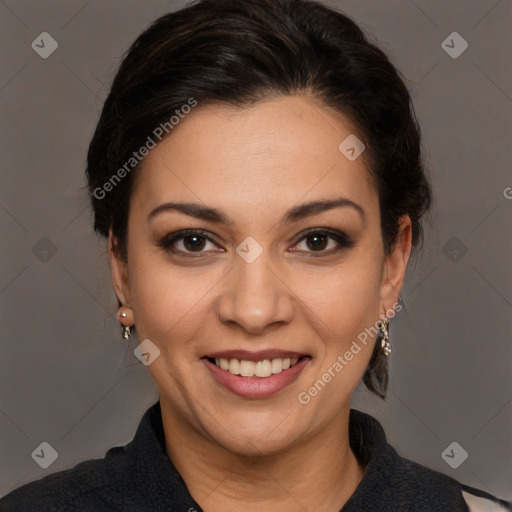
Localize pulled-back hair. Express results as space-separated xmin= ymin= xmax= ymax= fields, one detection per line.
xmin=86 ymin=0 xmax=432 ymax=399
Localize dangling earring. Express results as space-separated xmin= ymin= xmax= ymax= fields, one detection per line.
xmin=118 ymin=308 xmax=132 ymax=341
xmin=380 ymin=317 xmax=392 ymax=356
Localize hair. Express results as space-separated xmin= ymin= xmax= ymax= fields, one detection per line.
xmin=86 ymin=0 xmax=432 ymax=400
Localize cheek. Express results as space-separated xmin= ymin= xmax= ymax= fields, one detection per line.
xmin=127 ymin=252 xmax=222 ymax=352
xmin=302 ymin=260 xmax=382 ymax=337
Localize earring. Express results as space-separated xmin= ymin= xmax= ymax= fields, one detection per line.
xmin=118 ymin=307 xmax=133 ymax=341
xmin=380 ymin=317 xmax=392 ymax=356
xmin=122 ymin=325 xmax=131 ymax=341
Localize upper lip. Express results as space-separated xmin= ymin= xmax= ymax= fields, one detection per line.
xmin=203 ymin=349 xmax=309 ymax=362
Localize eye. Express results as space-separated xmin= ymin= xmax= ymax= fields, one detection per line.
xmin=158 ymin=229 xmax=221 ymax=256
xmin=291 ymin=228 xmax=354 ymax=256
xmin=158 ymin=227 xmax=354 ymax=258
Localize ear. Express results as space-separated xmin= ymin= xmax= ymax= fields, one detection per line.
xmin=380 ymin=215 xmax=412 ymax=312
xmin=108 ymin=228 xmax=131 ymax=307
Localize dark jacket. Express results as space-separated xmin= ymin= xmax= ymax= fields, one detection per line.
xmin=1 ymin=400 xmax=510 ymax=511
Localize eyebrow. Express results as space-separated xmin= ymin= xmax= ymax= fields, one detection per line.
xmin=148 ymin=197 xmax=366 ymax=225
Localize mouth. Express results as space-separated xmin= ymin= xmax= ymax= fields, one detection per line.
xmin=201 ymin=350 xmax=311 ymax=398
xmin=203 ymin=354 xmax=308 ymax=378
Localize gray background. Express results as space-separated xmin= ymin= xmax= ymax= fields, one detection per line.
xmin=1 ymin=0 xmax=511 ymax=501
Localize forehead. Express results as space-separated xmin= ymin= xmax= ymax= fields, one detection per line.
xmin=132 ymin=95 xmax=378 ymax=221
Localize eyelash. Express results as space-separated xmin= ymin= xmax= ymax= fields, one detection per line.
xmin=158 ymin=228 xmax=354 ymax=258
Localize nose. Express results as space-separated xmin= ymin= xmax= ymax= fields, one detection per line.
xmin=216 ymin=249 xmax=294 ymax=336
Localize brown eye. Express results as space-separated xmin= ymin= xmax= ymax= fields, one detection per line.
xmin=182 ymin=234 xmax=207 ymax=251
xmin=158 ymin=229 xmax=220 ymax=255
xmin=293 ymin=228 xmax=354 ymax=256
xmin=304 ymin=233 xmax=329 ymax=251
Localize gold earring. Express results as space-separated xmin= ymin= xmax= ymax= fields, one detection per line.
xmin=380 ymin=317 xmax=392 ymax=356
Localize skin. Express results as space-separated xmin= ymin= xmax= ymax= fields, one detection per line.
xmin=110 ymin=94 xmax=412 ymax=512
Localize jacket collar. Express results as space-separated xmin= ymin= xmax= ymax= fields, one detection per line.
xmin=129 ymin=400 xmax=468 ymax=511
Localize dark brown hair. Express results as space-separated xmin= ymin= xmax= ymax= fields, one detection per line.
xmin=86 ymin=0 xmax=432 ymax=399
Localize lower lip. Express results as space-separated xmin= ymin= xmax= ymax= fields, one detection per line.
xmin=202 ymin=357 xmax=310 ymax=398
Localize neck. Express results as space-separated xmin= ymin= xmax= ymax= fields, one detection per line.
xmin=160 ymin=400 xmax=365 ymax=512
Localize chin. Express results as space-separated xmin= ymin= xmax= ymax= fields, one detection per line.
xmin=219 ymin=431 xmax=299 ymax=459
xmin=203 ymin=409 xmax=306 ymax=457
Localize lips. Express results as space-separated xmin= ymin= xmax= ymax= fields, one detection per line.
xmin=201 ymin=349 xmax=311 ymax=398
xmin=203 ymin=349 xmax=308 ymax=361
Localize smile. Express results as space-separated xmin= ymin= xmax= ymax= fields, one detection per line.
xmin=208 ymin=356 xmax=302 ymax=378
xmin=202 ymin=350 xmax=311 ymax=398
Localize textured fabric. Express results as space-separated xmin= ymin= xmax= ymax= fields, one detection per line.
xmin=1 ymin=400 xmax=509 ymax=511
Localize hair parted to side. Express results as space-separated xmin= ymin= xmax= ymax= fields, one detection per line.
xmin=86 ymin=0 xmax=432 ymax=400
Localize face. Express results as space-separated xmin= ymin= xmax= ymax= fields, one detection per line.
xmin=110 ymin=95 xmax=411 ymax=456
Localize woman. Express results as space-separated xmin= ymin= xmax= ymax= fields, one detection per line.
xmin=1 ymin=0 xmax=510 ymax=510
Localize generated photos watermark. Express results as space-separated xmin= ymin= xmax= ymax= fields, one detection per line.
xmin=93 ymin=98 xmax=198 ymax=200
xmin=297 ymin=301 xmax=402 ymax=405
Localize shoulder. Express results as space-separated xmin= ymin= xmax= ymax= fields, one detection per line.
xmin=393 ymin=453 xmax=510 ymax=511
xmin=461 ymin=485 xmax=511 ymax=512
xmin=348 ymin=409 xmax=511 ymax=511
xmin=391 ymin=453 xmax=510 ymax=511
xmin=0 ymin=445 xmax=132 ymax=511
xmin=0 ymin=401 xmax=197 ymax=512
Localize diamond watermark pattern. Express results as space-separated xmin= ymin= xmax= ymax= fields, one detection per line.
xmin=31 ymin=236 xmax=58 ymax=263
xmin=441 ymin=32 xmax=468 ymax=59
xmin=442 ymin=236 xmax=468 ymax=263
xmin=134 ymin=338 xmax=161 ymax=366
xmin=31 ymin=441 xmax=58 ymax=469
xmin=338 ymin=134 xmax=365 ymax=161
xmin=236 ymin=236 xmax=263 ymax=263
xmin=441 ymin=441 xmax=468 ymax=469
xmin=31 ymin=32 xmax=59 ymax=59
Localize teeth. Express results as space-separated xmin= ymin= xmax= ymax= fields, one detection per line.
xmin=212 ymin=356 xmax=302 ymax=377
xmin=271 ymin=358 xmax=282 ymax=374
xmin=255 ymin=360 xmax=272 ymax=377
xmin=240 ymin=360 xmax=255 ymax=377
xmin=228 ymin=359 xmax=240 ymax=375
